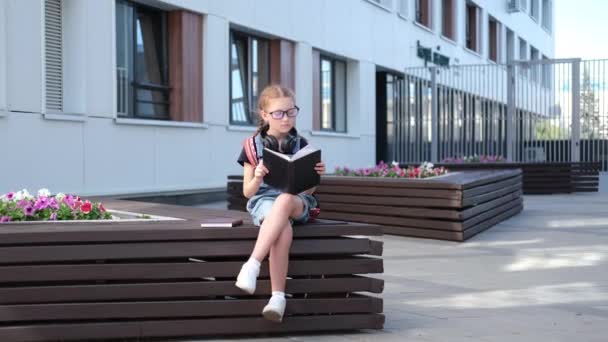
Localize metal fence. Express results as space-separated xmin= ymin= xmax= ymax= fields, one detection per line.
xmin=395 ymin=59 xmax=608 ymax=170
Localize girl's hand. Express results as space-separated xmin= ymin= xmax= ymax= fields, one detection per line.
xmin=315 ymin=161 xmax=326 ymax=175
xmin=254 ymin=160 xmax=269 ymax=181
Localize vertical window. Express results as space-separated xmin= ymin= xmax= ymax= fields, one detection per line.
xmin=519 ymin=38 xmax=528 ymax=76
xmin=415 ymin=0 xmax=432 ymax=29
xmin=541 ymin=55 xmax=551 ymax=88
xmin=519 ymin=38 xmax=527 ymax=60
xmin=530 ymin=0 xmax=539 ymax=20
xmin=530 ymin=46 xmax=539 ymax=82
xmin=229 ymin=30 xmax=270 ymax=125
xmin=116 ymin=0 xmax=169 ymax=120
xmin=506 ymin=28 xmax=515 ymax=63
xmin=542 ymin=0 xmax=552 ymax=32
xmin=320 ymin=56 xmax=347 ymax=132
xmin=465 ymin=2 xmax=480 ymax=53
xmin=488 ymin=17 xmax=499 ymax=63
xmin=441 ymin=0 xmax=455 ymax=40
xmin=45 ymin=0 xmax=63 ymax=112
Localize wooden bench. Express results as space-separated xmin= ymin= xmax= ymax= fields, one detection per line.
xmin=434 ymin=162 xmax=601 ymax=194
xmin=228 ymin=169 xmax=523 ymax=242
xmin=0 ymin=200 xmax=384 ymax=341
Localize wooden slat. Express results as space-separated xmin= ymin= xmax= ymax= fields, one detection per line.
xmin=0 ymin=276 xmax=384 ymax=304
xmin=317 ymin=184 xmax=463 ymax=199
xmin=320 ymin=196 xmax=521 ymax=232
xmin=381 ymin=204 xmax=523 ymax=242
xmin=462 ymin=204 xmax=523 ymax=240
xmin=0 ymin=314 xmax=385 ymax=342
xmin=0 ymin=296 xmax=383 ymax=322
xmin=462 ymin=175 xmax=522 ymax=198
xmin=316 ymin=193 xmax=462 ymax=208
xmin=461 ymin=182 xmax=522 ymax=206
xmin=0 ymin=222 xmax=379 ymax=245
xmin=0 ymin=257 xmax=383 ymax=283
xmin=320 ymin=202 xmax=463 ymax=220
xmin=462 ymin=197 xmax=523 ymax=229
xmin=0 ymin=238 xmax=382 ymax=264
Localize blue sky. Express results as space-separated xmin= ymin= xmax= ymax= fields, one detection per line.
xmin=555 ymin=0 xmax=608 ymax=59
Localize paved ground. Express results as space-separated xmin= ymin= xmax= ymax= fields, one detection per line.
xmin=193 ymin=179 xmax=608 ymax=341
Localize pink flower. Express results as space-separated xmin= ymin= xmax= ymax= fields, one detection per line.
xmin=17 ymin=199 xmax=30 ymax=208
xmin=0 ymin=216 xmax=11 ymax=223
xmin=80 ymin=201 xmax=92 ymax=214
xmin=48 ymin=197 xmax=59 ymax=210
xmin=34 ymin=197 xmax=50 ymax=211
xmin=6 ymin=192 xmax=15 ymax=200
xmin=23 ymin=205 xmax=35 ymax=217
xmin=98 ymin=203 xmax=106 ymax=213
xmin=73 ymin=200 xmax=83 ymax=210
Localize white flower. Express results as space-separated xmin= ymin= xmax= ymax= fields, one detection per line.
xmin=0 ymin=195 xmax=7 ymax=203
xmin=55 ymin=192 xmax=66 ymax=201
xmin=14 ymin=191 xmax=25 ymax=201
xmin=391 ymin=160 xmax=399 ymax=167
xmin=38 ymin=188 xmax=51 ymax=198
xmin=21 ymin=189 xmax=33 ymax=200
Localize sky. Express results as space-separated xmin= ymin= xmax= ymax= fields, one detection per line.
xmin=555 ymin=0 xmax=608 ymax=59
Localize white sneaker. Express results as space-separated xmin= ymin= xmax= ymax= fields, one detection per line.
xmin=262 ymin=295 xmax=286 ymax=322
xmin=235 ymin=262 xmax=259 ymax=294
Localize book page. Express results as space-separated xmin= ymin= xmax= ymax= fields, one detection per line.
xmin=263 ymin=148 xmax=291 ymax=161
xmin=292 ymin=144 xmax=319 ymax=161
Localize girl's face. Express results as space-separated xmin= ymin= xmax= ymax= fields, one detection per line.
xmin=261 ymin=97 xmax=296 ymax=136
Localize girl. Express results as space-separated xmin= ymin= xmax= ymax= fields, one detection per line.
xmin=235 ymin=84 xmax=325 ymax=322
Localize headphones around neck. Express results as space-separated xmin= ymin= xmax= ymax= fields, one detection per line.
xmin=260 ymin=127 xmax=298 ymax=154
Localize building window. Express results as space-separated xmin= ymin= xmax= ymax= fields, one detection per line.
xmin=519 ymin=38 xmax=528 ymax=76
xmin=229 ymin=30 xmax=270 ymax=125
xmin=506 ymin=28 xmax=515 ymax=63
xmin=541 ymin=55 xmax=551 ymax=88
xmin=116 ymin=0 xmax=170 ymax=120
xmin=465 ymin=1 xmax=480 ymax=53
xmin=415 ymin=0 xmax=432 ymax=29
xmin=530 ymin=46 xmax=539 ymax=82
xmin=488 ymin=17 xmax=500 ymax=63
xmin=441 ymin=0 xmax=455 ymax=40
xmin=519 ymin=38 xmax=527 ymax=60
xmin=542 ymin=0 xmax=552 ymax=32
xmin=530 ymin=0 xmax=539 ymax=20
xmin=320 ymin=56 xmax=347 ymax=132
xmin=45 ymin=0 xmax=63 ymax=113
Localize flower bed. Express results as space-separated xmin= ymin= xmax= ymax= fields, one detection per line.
xmin=335 ymin=161 xmax=448 ymax=179
xmin=0 ymin=189 xmax=112 ymax=223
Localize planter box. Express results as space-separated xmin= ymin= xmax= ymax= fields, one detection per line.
xmin=0 ymin=199 xmax=384 ymax=341
xmin=228 ymin=169 xmax=523 ymax=242
xmin=433 ymin=162 xmax=600 ymax=194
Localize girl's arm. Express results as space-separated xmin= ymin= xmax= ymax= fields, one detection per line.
xmin=242 ymin=161 xmax=269 ymax=198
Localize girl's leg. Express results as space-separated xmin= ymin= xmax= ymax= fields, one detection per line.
xmin=268 ymin=221 xmax=293 ymax=292
xmin=251 ymin=194 xmax=304 ymax=262
xmin=236 ymin=194 xmax=304 ymax=295
xmin=262 ymin=221 xmax=293 ymax=322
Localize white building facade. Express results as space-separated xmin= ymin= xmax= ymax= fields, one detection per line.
xmin=0 ymin=0 xmax=554 ymax=197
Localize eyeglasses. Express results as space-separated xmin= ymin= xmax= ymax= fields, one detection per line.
xmin=267 ymin=106 xmax=300 ymax=120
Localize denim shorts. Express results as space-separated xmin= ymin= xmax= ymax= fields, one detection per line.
xmin=246 ymin=190 xmax=318 ymax=226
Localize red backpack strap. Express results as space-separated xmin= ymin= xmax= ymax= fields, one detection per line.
xmin=243 ymin=134 xmax=258 ymax=168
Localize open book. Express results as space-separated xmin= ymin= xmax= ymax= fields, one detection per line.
xmin=263 ymin=145 xmax=322 ymax=194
